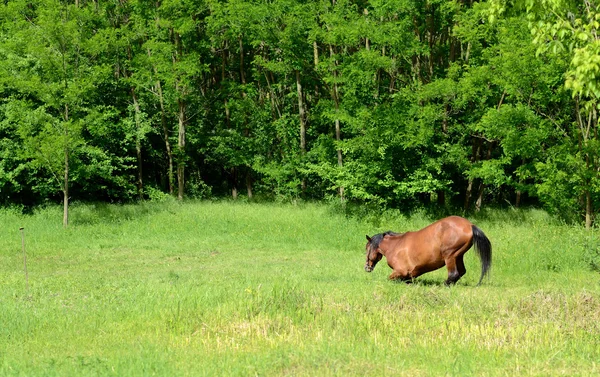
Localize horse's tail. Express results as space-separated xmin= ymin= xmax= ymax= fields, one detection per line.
xmin=471 ymin=225 xmax=492 ymax=286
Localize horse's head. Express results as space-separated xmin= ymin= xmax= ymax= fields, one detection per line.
xmin=364 ymin=235 xmax=383 ymax=272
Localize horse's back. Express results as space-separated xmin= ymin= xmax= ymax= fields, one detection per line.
xmin=407 ymin=216 xmax=473 ymax=254
xmin=383 ymin=216 xmax=473 ymax=256
xmin=414 ymin=216 xmax=471 ymax=236
xmin=439 ymin=215 xmax=472 ymax=228
xmin=440 ymin=216 xmax=473 ymax=235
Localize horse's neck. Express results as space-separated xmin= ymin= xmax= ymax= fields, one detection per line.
xmin=380 ymin=233 xmax=405 ymax=255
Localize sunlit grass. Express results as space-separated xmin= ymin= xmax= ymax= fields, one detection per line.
xmin=0 ymin=201 xmax=599 ymax=376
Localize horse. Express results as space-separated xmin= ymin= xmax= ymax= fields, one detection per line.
xmin=364 ymin=216 xmax=492 ymax=285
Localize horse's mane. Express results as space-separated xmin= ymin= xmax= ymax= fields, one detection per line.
xmin=369 ymin=230 xmax=401 ymax=251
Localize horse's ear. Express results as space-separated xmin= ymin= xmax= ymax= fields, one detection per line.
xmin=366 ymin=235 xmax=372 ymax=242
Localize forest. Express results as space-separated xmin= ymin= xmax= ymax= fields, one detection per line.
xmin=0 ymin=0 xmax=599 ymax=227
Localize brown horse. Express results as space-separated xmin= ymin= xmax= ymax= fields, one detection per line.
xmin=365 ymin=216 xmax=492 ymax=285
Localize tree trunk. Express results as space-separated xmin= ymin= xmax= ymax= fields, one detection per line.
xmin=231 ymin=167 xmax=238 ymax=200
xmin=427 ymin=4 xmax=435 ymax=80
xmin=296 ymin=70 xmax=306 ymax=154
xmin=442 ymin=103 xmax=449 ymax=133
xmin=464 ymin=138 xmax=482 ymax=211
xmin=264 ymin=70 xmax=280 ymax=120
xmin=330 ymin=45 xmax=344 ymax=201
xmin=177 ymin=98 xmax=186 ymax=200
xmin=131 ymin=87 xmax=144 ymax=199
xmin=296 ymin=70 xmax=307 ymax=193
xmin=125 ymin=44 xmax=144 ymax=199
xmin=239 ymin=38 xmax=254 ymax=198
xmin=151 ymin=71 xmax=174 ymax=195
xmin=63 ymin=104 xmax=69 ymax=228
xmin=515 ymin=158 xmax=525 ymax=208
xmin=589 ymin=107 xmax=599 ymax=229
xmin=586 ymin=189 xmax=592 ymax=230
xmin=585 ymin=149 xmax=592 ymax=230
xmin=473 ymin=94 xmax=505 ymax=212
xmin=576 ymin=96 xmax=595 ymax=229
xmin=475 ymin=142 xmax=494 ymax=212
xmin=437 ymin=190 xmax=445 ymax=206
xmin=464 ymin=179 xmax=473 ymax=211
xmin=334 ymin=122 xmax=344 ymax=200
xmin=223 ymin=42 xmax=231 ymax=127
xmin=246 ymin=172 xmax=253 ymax=199
xmin=148 ymin=9 xmax=174 ymax=196
xmin=160 ymin=87 xmax=174 ymax=195
xmin=313 ymin=40 xmax=321 ymax=100
xmin=474 ymin=181 xmax=485 ymax=212
xmin=171 ymin=30 xmax=187 ymax=201
xmin=239 ymin=37 xmax=245 ymax=86
xmin=63 ymin=161 xmax=69 ymax=228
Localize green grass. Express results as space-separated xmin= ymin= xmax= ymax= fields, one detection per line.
xmin=0 ymin=201 xmax=599 ymax=376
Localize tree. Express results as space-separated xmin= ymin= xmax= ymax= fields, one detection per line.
xmin=0 ymin=0 xmax=105 ymax=226
xmin=511 ymin=0 xmax=600 ymax=228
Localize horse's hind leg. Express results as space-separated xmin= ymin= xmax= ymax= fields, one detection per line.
xmin=445 ymin=238 xmax=472 ymax=285
xmin=445 ymin=251 xmax=468 ymax=286
xmin=444 ymin=258 xmax=460 ymax=286
xmin=456 ymin=255 xmax=466 ymax=278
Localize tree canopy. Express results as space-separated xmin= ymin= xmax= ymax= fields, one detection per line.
xmin=1 ymin=0 xmax=598 ymax=227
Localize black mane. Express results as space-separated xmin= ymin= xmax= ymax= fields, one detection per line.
xmin=368 ymin=230 xmax=401 ymax=252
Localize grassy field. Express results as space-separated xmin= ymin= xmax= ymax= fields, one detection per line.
xmin=0 ymin=200 xmax=599 ymax=376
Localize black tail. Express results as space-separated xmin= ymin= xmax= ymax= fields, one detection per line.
xmin=472 ymin=225 xmax=492 ymax=286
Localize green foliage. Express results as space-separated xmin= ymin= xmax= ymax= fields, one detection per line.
xmin=582 ymin=234 xmax=600 ymax=272
xmin=144 ymin=186 xmax=178 ymax=202
xmin=521 ymin=0 xmax=600 ymax=227
xmin=0 ymin=0 xmax=598 ymax=227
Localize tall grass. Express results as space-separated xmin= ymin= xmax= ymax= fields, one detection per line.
xmin=0 ymin=201 xmax=598 ymax=376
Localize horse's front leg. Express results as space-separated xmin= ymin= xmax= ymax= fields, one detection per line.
xmin=389 ymin=270 xmax=412 ymax=283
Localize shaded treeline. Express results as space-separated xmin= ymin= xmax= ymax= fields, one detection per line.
xmin=0 ymin=0 xmax=599 ymax=227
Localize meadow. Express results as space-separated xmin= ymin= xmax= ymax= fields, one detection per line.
xmin=0 ymin=200 xmax=599 ymax=376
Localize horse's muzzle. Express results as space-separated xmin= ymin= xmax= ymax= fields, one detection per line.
xmin=364 ymin=265 xmax=373 ymax=272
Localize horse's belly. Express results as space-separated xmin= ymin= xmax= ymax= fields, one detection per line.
xmin=407 ymin=248 xmax=445 ymax=273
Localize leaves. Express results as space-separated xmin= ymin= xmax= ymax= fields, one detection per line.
xmin=0 ymin=0 xmax=598 ymax=226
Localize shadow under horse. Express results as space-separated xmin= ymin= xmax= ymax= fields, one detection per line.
xmin=365 ymin=216 xmax=492 ymax=285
